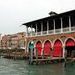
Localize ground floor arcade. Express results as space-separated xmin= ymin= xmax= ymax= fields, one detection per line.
xmin=27 ymin=33 xmax=75 ymax=60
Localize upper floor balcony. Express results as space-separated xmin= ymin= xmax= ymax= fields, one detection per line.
xmin=23 ymin=10 xmax=75 ymax=37
xmin=27 ymin=26 xmax=75 ymax=37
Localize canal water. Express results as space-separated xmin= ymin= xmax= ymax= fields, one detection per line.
xmin=0 ymin=58 xmax=75 ymax=75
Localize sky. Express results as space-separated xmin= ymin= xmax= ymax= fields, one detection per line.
xmin=0 ymin=0 xmax=75 ymax=35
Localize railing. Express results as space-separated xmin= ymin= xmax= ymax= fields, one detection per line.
xmin=37 ymin=32 xmax=41 ymax=36
xmin=28 ymin=32 xmax=36 ymax=36
xmin=55 ymin=29 xmax=61 ymax=34
xmin=63 ymin=27 xmax=69 ymax=33
xmin=71 ymin=26 xmax=75 ymax=32
xmin=27 ymin=26 xmax=75 ymax=37
xmin=27 ymin=32 xmax=31 ymax=36
xmin=48 ymin=30 xmax=54 ymax=34
xmin=42 ymin=31 xmax=47 ymax=35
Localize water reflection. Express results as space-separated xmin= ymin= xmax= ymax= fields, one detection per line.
xmin=0 ymin=58 xmax=75 ymax=75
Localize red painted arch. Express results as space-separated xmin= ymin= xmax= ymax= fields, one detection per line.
xmin=65 ymin=38 xmax=75 ymax=57
xmin=53 ymin=40 xmax=63 ymax=57
xmin=44 ymin=40 xmax=52 ymax=56
xmin=65 ymin=38 xmax=75 ymax=47
xmin=36 ymin=41 xmax=42 ymax=56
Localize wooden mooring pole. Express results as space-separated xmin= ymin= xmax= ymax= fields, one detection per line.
xmin=29 ymin=48 xmax=33 ymax=64
xmin=36 ymin=48 xmax=38 ymax=64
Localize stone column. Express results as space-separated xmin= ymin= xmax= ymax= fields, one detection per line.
xmin=60 ymin=18 xmax=63 ymax=33
xmin=31 ymin=25 xmax=33 ymax=36
xmin=41 ymin=22 xmax=43 ymax=35
xmin=26 ymin=26 xmax=28 ymax=36
xmin=53 ymin=19 xmax=55 ymax=34
xmin=69 ymin=16 xmax=71 ymax=32
xmin=47 ymin=21 xmax=49 ymax=34
xmin=36 ymin=24 xmax=37 ymax=35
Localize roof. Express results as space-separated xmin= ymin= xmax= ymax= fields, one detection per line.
xmin=22 ymin=10 xmax=75 ymax=27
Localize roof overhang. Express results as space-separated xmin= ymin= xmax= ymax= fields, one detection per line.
xmin=22 ymin=10 xmax=75 ymax=27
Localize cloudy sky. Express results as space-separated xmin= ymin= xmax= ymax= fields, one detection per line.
xmin=0 ymin=0 xmax=75 ymax=35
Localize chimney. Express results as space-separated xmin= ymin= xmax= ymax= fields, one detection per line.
xmin=49 ymin=11 xmax=57 ymax=16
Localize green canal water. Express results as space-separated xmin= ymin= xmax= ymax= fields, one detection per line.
xmin=0 ymin=57 xmax=75 ymax=75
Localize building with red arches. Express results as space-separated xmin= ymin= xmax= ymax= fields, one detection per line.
xmin=23 ymin=10 xmax=75 ymax=60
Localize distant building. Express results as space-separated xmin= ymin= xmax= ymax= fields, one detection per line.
xmin=17 ymin=32 xmax=26 ymax=49
xmin=10 ymin=32 xmax=26 ymax=49
xmin=1 ymin=32 xmax=27 ymax=50
xmin=6 ymin=35 xmax=11 ymax=49
xmin=1 ymin=35 xmax=8 ymax=49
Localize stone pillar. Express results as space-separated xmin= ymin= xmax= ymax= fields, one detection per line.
xmin=47 ymin=21 xmax=49 ymax=34
xmin=63 ymin=47 xmax=65 ymax=58
xmin=53 ymin=19 xmax=55 ymax=34
xmin=31 ymin=25 xmax=33 ymax=36
xmin=26 ymin=26 xmax=28 ymax=36
xmin=41 ymin=22 xmax=43 ymax=35
xmin=60 ymin=18 xmax=63 ymax=33
xmin=36 ymin=24 xmax=37 ymax=35
xmin=69 ymin=16 xmax=71 ymax=32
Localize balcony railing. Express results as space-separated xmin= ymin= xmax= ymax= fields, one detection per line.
xmin=55 ymin=29 xmax=61 ymax=34
xmin=48 ymin=30 xmax=54 ymax=34
xmin=37 ymin=32 xmax=41 ymax=36
xmin=27 ymin=26 xmax=75 ymax=37
xmin=42 ymin=31 xmax=47 ymax=35
xmin=71 ymin=26 xmax=75 ymax=32
xmin=63 ymin=27 xmax=69 ymax=33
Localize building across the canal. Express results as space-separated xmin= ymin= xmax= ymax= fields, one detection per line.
xmin=23 ymin=10 xmax=75 ymax=59
xmin=1 ymin=32 xmax=26 ymax=50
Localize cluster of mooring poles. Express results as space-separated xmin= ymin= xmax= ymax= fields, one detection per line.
xmin=64 ymin=50 xmax=75 ymax=67
xmin=28 ymin=43 xmax=64 ymax=65
xmin=28 ymin=45 xmax=75 ymax=65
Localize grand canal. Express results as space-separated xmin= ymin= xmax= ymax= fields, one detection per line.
xmin=0 ymin=57 xmax=75 ymax=75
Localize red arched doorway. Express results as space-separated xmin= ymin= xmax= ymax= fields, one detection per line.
xmin=36 ymin=41 xmax=42 ymax=56
xmin=53 ymin=39 xmax=63 ymax=57
xmin=65 ymin=38 xmax=75 ymax=57
xmin=65 ymin=38 xmax=75 ymax=47
xmin=44 ymin=40 xmax=52 ymax=56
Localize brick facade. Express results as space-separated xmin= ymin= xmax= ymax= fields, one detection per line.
xmin=26 ymin=32 xmax=75 ymax=46
xmin=1 ymin=32 xmax=27 ymax=49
